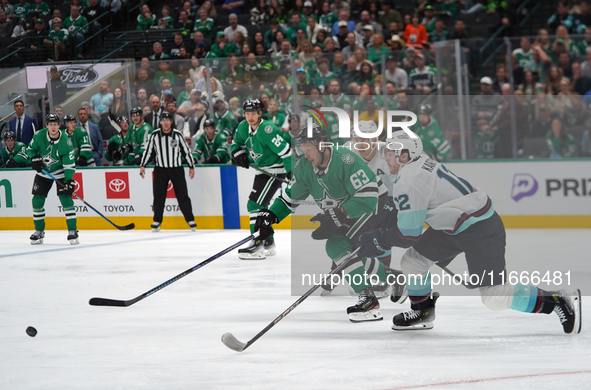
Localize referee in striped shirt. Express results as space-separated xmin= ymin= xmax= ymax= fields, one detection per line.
xmin=139 ymin=112 xmax=197 ymax=232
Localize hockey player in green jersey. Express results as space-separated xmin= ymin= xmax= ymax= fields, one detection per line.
xmin=63 ymin=115 xmax=95 ymax=167
xmin=105 ymin=117 xmax=136 ymax=166
xmin=253 ymin=125 xmax=392 ymax=322
xmin=212 ymin=97 xmax=237 ymax=138
xmin=411 ymin=104 xmax=450 ymax=161
xmin=13 ymin=114 xmax=79 ymax=245
xmin=130 ymin=106 xmax=153 ymax=164
xmin=230 ymin=99 xmax=292 ymax=260
xmin=1 ymin=131 xmax=27 ymax=168
xmin=193 ymin=119 xmax=230 ymax=164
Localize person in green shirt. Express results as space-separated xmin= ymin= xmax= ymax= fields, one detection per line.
xmin=13 ymin=113 xmax=79 ymax=245
xmin=157 ymin=5 xmax=174 ymax=29
xmin=265 ymin=99 xmax=286 ymax=128
xmin=546 ymin=116 xmax=577 ymax=158
xmin=285 ymin=13 xmax=306 ymax=46
xmin=136 ymin=8 xmax=155 ymax=30
xmin=220 ymin=54 xmax=245 ymax=85
xmin=30 ymin=0 xmax=49 ymax=16
xmin=63 ymin=5 xmax=88 ymax=49
xmin=13 ymin=0 xmax=31 ymax=22
xmin=210 ymin=31 xmax=239 ymax=58
xmin=318 ymin=2 xmax=338 ymax=31
xmin=177 ymin=78 xmax=194 ymax=107
xmin=1 ymin=131 xmax=27 ymax=168
xmin=149 ymin=41 xmax=170 ymax=60
xmin=105 ymin=116 xmax=136 ymax=166
xmin=193 ymin=7 xmax=214 ymax=39
xmin=411 ymin=104 xmax=451 ymax=161
xmin=212 ymin=97 xmax=237 ymax=137
xmin=44 ymin=17 xmax=69 ymax=61
xmin=63 ymin=114 xmax=95 ymax=166
xmin=130 ymin=106 xmax=153 ymax=163
xmin=192 ymin=119 xmax=230 ymax=164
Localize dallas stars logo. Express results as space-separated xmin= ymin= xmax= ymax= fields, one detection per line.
xmin=42 ymin=150 xmax=58 ymax=169
xmin=249 ymin=150 xmax=262 ymax=162
xmin=317 ymin=189 xmax=347 ymax=210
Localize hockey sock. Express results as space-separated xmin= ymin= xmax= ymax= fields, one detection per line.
xmin=326 ymin=234 xmax=370 ymax=293
xmin=376 ymin=250 xmax=392 ymax=268
xmin=32 ymin=195 xmax=46 ymax=231
xmin=363 ymin=256 xmax=388 ymax=284
xmin=58 ymin=194 xmax=77 ymax=231
xmin=407 ymin=272 xmax=433 ymax=310
xmin=509 ymin=284 xmax=555 ymax=314
xmin=246 ymin=199 xmax=273 ymax=237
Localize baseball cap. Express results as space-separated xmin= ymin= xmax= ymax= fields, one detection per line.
xmin=363 ymin=24 xmax=374 ymax=32
xmin=415 ymin=53 xmax=425 ymax=60
xmin=304 ymin=1 xmax=312 ymax=6
xmin=480 ymin=76 xmax=493 ymax=85
xmin=296 ymin=68 xmax=306 ymax=73
xmin=35 ymin=19 xmax=43 ymax=24
xmin=338 ymin=21 xmax=348 ymax=27
xmin=50 ymin=65 xmax=58 ymax=72
xmin=196 ymin=42 xmax=207 ymax=49
xmin=216 ymin=31 xmax=225 ymax=38
xmin=278 ymin=85 xmax=288 ymax=92
xmin=406 ymin=46 xmax=416 ymax=53
xmin=190 ymin=88 xmax=199 ymax=95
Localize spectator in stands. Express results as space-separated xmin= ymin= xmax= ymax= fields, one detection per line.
xmin=11 ymin=17 xmax=26 ymax=38
xmin=30 ymin=0 xmax=49 ymax=17
xmin=11 ymin=0 xmax=28 ymax=22
xmin=319 ymin=2 xmax=338 ymax=31
xmin=518 ymin=68 xmax=545 ymax=96
xmin=189 ymin=55 xmax=205 ymax=85
xmin=489 ymin=83 xmax=530 ymax=158
xmin=403 ymin=14 xmax=427 ymax=49
xmin=108 ymin=87 xmax=127 ymax=121
xmin=332 ymin=51 xmax=346 ymax=75
xmin=135 ymin=69 xmax=156 ymax=97
xmin=139 ymin=57 xmax=155 ymax=79
xmin=137 ymin=5 xmax=155 ymax=30
xmin=530 ymin=45 xmax=552 ymax=84
xmin=298 ymin=39 xmax=314 ymax=65
xmin=268 ymin=0 xmax=285 ymax=24
xmin=512 ymin=37 xmax=535 ymax=71
xmin=401 ymin=46 xmax=417 ymax=73
xmin=367 ymin=33 xmax=388 ymax=68
xmin=529 ymin=104 xmax=553 ymax=138
xmin=548 ymin=1 xmax=575 ymax=32
xmin=136 ymin=87 xmax=149 ymax=109
xmin=473 ymin=76 xmax=501 ymax=120
xmin=222 ymin=0 xmax=245 ymax=15
xmin=571 ymin=61 xmax=591 ymax=95
xmin=178 ymin=89 xmax=201 ymax=118
xmin=546 ymin=115 xmax=577 ymax=158
xmin=355 ymin=10 xmax=380 ymax=35
xmin=449 ymin=18 xmax=470 ymax=42
xmin=384 ymin=55 xmax=408 ymax=89
xmin=340 ymin=32 xmax=363 ymax=60
xmin=286 ymin=14 xmax=305 ymax=46
xmin=84 ymin=0 xmax=106 ymax=33
xmin=193 ymin=8 xmax=214 ymax=39
xmin=176 ymin=10 xmax=193 ymax=36
xmin=78 ymin=107 xmax=103 ymax=165
xmin=325 ymin=78 xmax=350 ymax=111
xmin=159 ymin=79 xmax=175 ymax=103
xmin=221 ymin=54 xmax=244 ymax=85
xmin=64 ymin=5 xmax=88 ymax=52
xmin=408 ymin=53 xmax=436 ymax=94
xmin=581 ymin=47 xmax=591 ymax=78
xmin=165 ymin=101 xmax=184 ymax=131
xmin=154 ymin=61 xmax=175 ymax=87
xmin=251 ymin=0 xmax=270 ymax=25
xmin=545 ymin=65 xmax=564 ymax=95
xmin=331 ymin=0 xmax=349 ymax=14
xmin=379 ymin=0 xmax=401 ymax=30
xmin=573 ymin=0 xmax=591 ymax=34
xmin=44 ymin=17 xmax=69 ymax=61
xmin=145 ymin=95 xmax=164 ymax=130
xmin=332 ymin=11 xmax=355 ymax=36
xmin=169 ymin=32 xmax=185 ymax=58
xmin=90 ymin=80 xmax=113 ymax=117
xmin=310 ymin=57 xmax=335 ymax=93
xmin=429 ymin=19 xmax=449 ymax=43
xmin=150 ymin=42 xmax=170 ymax=61
xmin=334 ymin=21 xmax=350 ymax=49
xmin=177 ymin=78 xmax=194 ymax=107
xmin=340 ymin=56 xmax=360 ymax=89
xmin=534 ymin=28 xmax=551 ymax=53
xmin=188 ymin=101 xmax=209 ymax=137
xmin=553 ymin=26 xmax=576 ymax=60
xmin=224 ymin=13 xmax=248 ymax=45
xmin=357 ymin=60 xmax=375 ymax=85
xmin=211 ymin=31 xmax=238 ymax=58
xmin=28 ymin=19 xmax=48 ymax=59
xmin=558 ymin=52 xmax=573 ymax=80
xmin=0 ymin=0 xmax=13 ymax=18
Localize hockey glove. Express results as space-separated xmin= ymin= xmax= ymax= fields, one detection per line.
xmin=374 ymin=200 xmax=398 ymax=230
xmin=5 ymin=158 xmax=18 ymax=168
xmin=205 ymin=155 xmax=220 ymax=164
xmin=63 ymin=179 xmax=75 ymax=196
xmin=135 ymin=154 xmax=142 ymax=166
xmin=107 ymin=141 xmax=119 ymax=155
xmin=31 ymin=156 xmax=44 ymax=172
xmin=231 ymin=148 xmax=250 ymax=168
xmin=358 ymin=229 xmax=389 ymax=258
xmin=77 ymin=155 xmax=88 ymax=167
xmin=121 ymin=143 xmax=133 ymax=155
xmin=254 ymin=209 xmax=278 ymax=240
xmin=310 ymin=208 xmax=351 ymax=240
xmin=112 ymin=150 xmax=122 ymax=163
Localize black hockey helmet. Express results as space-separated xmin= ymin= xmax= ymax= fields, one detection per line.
xmin=418 ymin=104 xmax=432 ymax=115
xmin=3 ymin=130 xmax=15 ymax=141
xmin=116 ymin=116 xmax=129 ymax=125
xmin=204 ymin=118 xmax=215 ymax=128
xmin=310 ymin=101 xmax=322 ymax=109
xmin=289 ymin=113 xmax=300 ymax=122
xmin=130 ymin=106 xmax=143 ymax=116
xmin=46 ymin=113 xmax=60 ymax=123
xmin=160 ymin=111 xmax=173 ymax=120
xmin=296 ymin=122 xmax=328 ymax=148
xmin=63 ymin=114 xmax=76 ymax=124
xmin=243 ymin=99 xmax=263 ymax=112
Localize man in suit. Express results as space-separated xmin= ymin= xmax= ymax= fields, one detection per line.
xmin=77 ymin=107 xmax=103 ymax=166
xmin=144 ymin=95 xmax=164 ymax=130
xmin=9 ymin=100 xmax=38 ymax=146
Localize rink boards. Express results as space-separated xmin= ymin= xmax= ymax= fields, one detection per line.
xmin=0 ymin=159 xmax=590 ymax=230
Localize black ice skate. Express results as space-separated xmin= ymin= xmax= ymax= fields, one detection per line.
xmin=30 ymin=230 xmax=45 ymax=245
xmin=347 ymin=287 xmax=383 ymax=322
xmin=67 ymin=230 xmax=79 ymax=245
xmin=392 ymin=292 xmax=440 ymax=331
xmin=263 ymin=237 xmax=276 ymax=256
xmin=238 ymin=239 xmax=265 ymax=260
xmin=151 ymin=222 xmax=161 ymax=233
xmin=389 ymin=269 xmax=408 ymax=304
xmin=552 ymin=289 xmax=582 ymax=334
xmin=188 ymin=221 xmax=197 ymax=232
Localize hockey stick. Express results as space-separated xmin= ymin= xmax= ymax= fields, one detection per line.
xmin=222 ymin=247 xmax=361 ymax=352
xmin=89 ymin=233 xmax=257 ymax=307
xmin=251 ymin=165 xmax=290 ymax=184
xmin=42 ymin=169 xmax=135 ymax=231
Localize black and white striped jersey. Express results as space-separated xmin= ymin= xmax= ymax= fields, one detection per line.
xmin=140 ymin=128 xmax=195 ymax=168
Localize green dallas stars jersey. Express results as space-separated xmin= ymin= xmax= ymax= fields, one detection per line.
xmin=13 ymin=3 xmax=31 ymax=21
xmin=65 ymin=127 xmax=95 ymax=165
xmin=1 ymin=141 xmax=27 ymax=167
xmin=105 ymin=131 xmax=136 ymax=165
xmin=410 ymin=117 xmax=450 ymax=160
xmin=49 ymin=28 xmax=70 ymax=44
xmin=231 ymin=119 xmax=292 ymax=174
xmin=14 ymin=129 xmax=75 ymax=180
xmin=269 ymin=148 xmax=379 ymax=223
xmin=30 ymin=1 xmax=50 ymax=16
xmin=63 ymin=15 xmax=89 ymax=35
xmin=213 ymin=110 xmax=237 ymax=138
xmin=193 ymin=17 xmax=215 ymax=39
xmin=130 ymin=121 xmax=153 ymax=155
xmin=192 ymin=132 xmax=230 ymax=163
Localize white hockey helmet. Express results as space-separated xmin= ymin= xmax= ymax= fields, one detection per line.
xmin=355 ymin=120 xmax=380 ymax=139
xmin=384 ymin=131 xmax=423 ymax=165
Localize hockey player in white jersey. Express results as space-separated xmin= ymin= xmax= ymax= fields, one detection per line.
xmin=357 ymin=132 xmax=581 ymax=334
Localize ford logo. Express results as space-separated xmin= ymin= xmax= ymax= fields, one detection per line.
xmin=60 ymin=67 xmax=99 ymax=86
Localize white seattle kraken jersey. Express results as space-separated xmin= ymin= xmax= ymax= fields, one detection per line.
xmin=392 ymin=154 xmax=494 ymax=237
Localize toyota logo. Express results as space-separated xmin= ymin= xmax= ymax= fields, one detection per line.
xmin=109 ymin=179 xmax=126 ymax=192
xmin=73 ymin=180 xmax=80 ymax=193
xmin=167 ymin=182 xmax=174 ymax=191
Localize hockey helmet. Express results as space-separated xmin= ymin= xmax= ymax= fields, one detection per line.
xmin=160 ymin=111 xmax=173 ymax=120
xmin=309 ymin=101 xmax=322 ymax=109
xmin=46 ymin=113 xmax=60 ymax=123
xmin=243 ymin=99 xmax=263 ymax=112
xmin=131 ymin=106 xmax=143 ymax=116
xmin=385 ymin=131 xmax=423 ymax=166
xmin=296 ymin=122 xmax=328 ymax=148
xmin=356 ymin=120 xmax=379 ymax=138
xmin=116 ymin=116 xmax=129 ymax=125
xmin=3 ymin=131 xmax=16 ymax=141
xmin=289 ymin=113 xmax=300 ymax=123
xmin=63 ymin=114 xmax=76 ymax=124
xmin=204 ymin=118 xmax=215 ymax=128
xmin=418 ymin=104 xmax=432 ymax=115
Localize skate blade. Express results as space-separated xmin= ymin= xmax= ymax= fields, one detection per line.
xmin=263 ymin=248 xmax=276 ymax=256
xmin=238 ymin=253 xmax=266 ymax=260
xmin=392 ymin=321 xmax=434 ymax=331
xmin=152 ymin=228 xmax=160 ymax=233
xmin=30 ymin=239 xmax=43 ymax=245
xmin=320 ymin=288 xmax=333 ymax=297
xmin=348 ymin=308 xmax=383 ymax=323
xmin=374 ymin=286 xmax=393 ymax=299
xmin=69 ymin=238 xmax=79 ymax=245
xmin=573 ymin=289 xmax=582 ymax=334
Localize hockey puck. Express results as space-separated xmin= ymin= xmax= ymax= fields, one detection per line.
xmin=26 ymin=326 xmax=37 ymax=337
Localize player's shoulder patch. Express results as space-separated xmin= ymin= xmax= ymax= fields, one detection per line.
xmin=341 ymin=153 xmax=355 ymax=165
xmin=67 ymin=138 xmax=72 ymax=146
xmin=264 ymin=125 xmax=274 ymax=134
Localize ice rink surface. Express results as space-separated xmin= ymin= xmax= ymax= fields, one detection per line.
xmin=1 ymin=229 xmax=590 ymax=390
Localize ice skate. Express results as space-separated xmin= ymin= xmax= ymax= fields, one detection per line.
xmin=552 ymin=289 xmax=582 ymax=334
xmin=238 ymin=239 xmax=266 ymax=260
xmin=392 ymin=292 xmax=440 ymax=330
xmin=263 ymin=237 xmax=276 ymax=256
xmin=188 ymin=221 xmax=197 ymax=232
xmin=347 ymin=287 xmax=383 ymax=323
xmin=67 ymin=230 xmax=79 ymax=245
xmin=389 ymin=269 xmax=408 ymax=304
xmin=30 ymin=230 xmax=45 ymax=245
xmin=151 ymin=222 xmax=161 ymax=233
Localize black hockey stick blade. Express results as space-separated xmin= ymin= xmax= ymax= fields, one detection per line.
xmin=221 ymin=333 xmax=249 ymax=352
xmin=221 ymin=247 xmax=360 ymax=352
xmin=115 ymin=222 xmax=135 ymax=231
xmin=89 ymin=234 xmax=256 ymax=307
